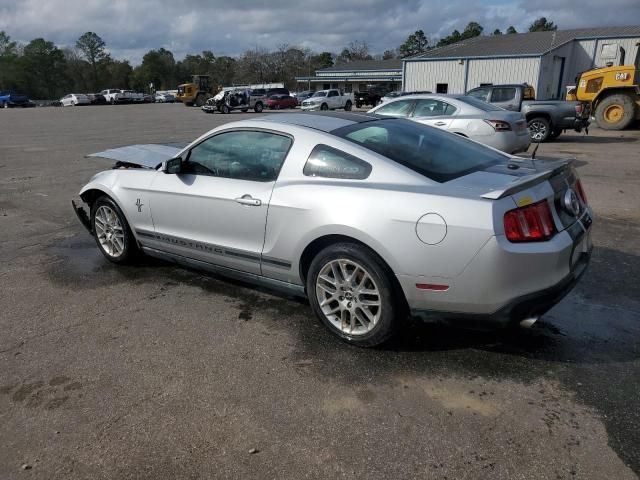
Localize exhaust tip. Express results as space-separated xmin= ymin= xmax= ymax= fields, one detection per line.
xmin=519 ymin=317 xmax=539 ymax=329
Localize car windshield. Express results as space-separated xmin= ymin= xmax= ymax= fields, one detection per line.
xmin=312 ymin=91 xmax=327 ymax=97
xmin=458 ymin=96 xmax=503 ymax=112
xmin=333 ymin=119 xmax=507 ymax=183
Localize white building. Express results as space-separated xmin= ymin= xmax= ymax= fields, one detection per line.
xmin=403 ymin=26 xmax=640 ymax=100
xmin=295 ymin=59 xmax=402 ymax=93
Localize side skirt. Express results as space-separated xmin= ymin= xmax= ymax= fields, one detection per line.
xmin=141 ymin=246 xmax=307 ymax=298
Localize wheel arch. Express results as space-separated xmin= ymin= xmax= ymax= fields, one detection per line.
xmin=297 ymin=233 xmax=407 ymax=307
xmin=79 ymin=186 xmax=138 ymax=241
xmin=525 ymin=111 xmax=552 ymax=124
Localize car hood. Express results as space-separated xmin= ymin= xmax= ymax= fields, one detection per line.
xmin=87 ymin=144 xmax=186 ymax=169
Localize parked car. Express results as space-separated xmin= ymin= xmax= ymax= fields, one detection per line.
xmin=265 ymin=88 xmax=291 ymax=97
xmin=123 ymin=90 xmax=145 ymax=102
xmin=266 ymin=94 xmax=298 ymax=109
xmin=206 ymin=88 xmax=266 ymax=114
xmin=72 ymin=112 xmax=592 ymax=347
xmin=301 ymin=89 xmax=353 ymax=111
xmin=466 ymin=84 xmax=590 ymax=142
xmin=0 ymin=91 xmax=35 ymax=108
xmin=379 ymin=90 xmax=432 ymax=104
xmin=355 ymin=86 xmax=391 ymax=108
xmin=368 ymin=94 xmax=531 ymax=154
xmin=155 ymin=92 xmax=175 ymax=103
xmin=100 ymin=89 xmax=130 ymax=104
xmin=87 ymin=93 xmax=107 ymax=105
xmin=296 ymin=90 xmax=316 ymax=101
xmin=60 ymin=93 xmax=91 ymax=107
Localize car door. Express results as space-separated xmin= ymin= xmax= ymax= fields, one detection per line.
xmin=146 ymin=129 xmax=293 ymax=275
xmin=489 ymin=87 xmax=518 ymax=111
xmin=410 ymin=99 xmax=456 ymax=130
xmin=327 ymin=90 xmax=340 ymax=108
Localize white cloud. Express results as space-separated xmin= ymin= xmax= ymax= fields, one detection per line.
xmin=0 ymin=0 xmax=638 ymax=64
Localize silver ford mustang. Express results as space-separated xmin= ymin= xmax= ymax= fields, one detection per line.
xmin=73 ymin=112 xmax=592 ymax=347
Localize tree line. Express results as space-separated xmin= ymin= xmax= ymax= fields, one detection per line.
xmin=0 ymin=17 xmax=557 ymax=99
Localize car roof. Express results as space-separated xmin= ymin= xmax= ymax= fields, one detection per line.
xmin=255 ymin=112 xmax=380 ymax=133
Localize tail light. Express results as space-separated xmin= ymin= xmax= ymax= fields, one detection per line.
xmin=485 ymin=120 xmax=512 ymax=131
xmin=504 ymin=200 xmax=556 ymax=242
xmin=575 ymin=179 xmax=588 ymax=205
xmin=575 ymin=103 xmax=584 ymax=115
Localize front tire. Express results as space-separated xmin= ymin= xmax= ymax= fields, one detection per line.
xmin=221 ymin=104 xmax=230 ymax=114
xmin=254 ymin=102 xmax=263 ymax=113
xmin=344 ymin=100 xmax=352 ymax=111
xmin=306 ymin=243 xmax=402 ymax=347
xmin=320 ymin=103 xmax=329 ymax=111
xmin=595 ymin=93 xmax=636 ymax=131
xmin=90 ymin=196 xmax=138 ymax=264
xmin=528 ymin=117 xmax=551 ymax=142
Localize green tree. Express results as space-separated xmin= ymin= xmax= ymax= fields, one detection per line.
xmin=506 ymin=26 xmax=517 ymax=34
xmin=399 ymin=30 xmax=428 ymax=58
xmin=528 ymin=17 xmax=557 ymax=32
xmin=313 ymin=52 xmax=333 ymax=69
xmin=336 ymin=41 xmax=372 ymax=64
xmin=76 ymin=32 xmax=107 ymax=90
xmin=437 ymin=22 xmax=484 ymax=47
xmin=20 ymin=38 xmax=68 ymax=98
xmin=382 ymin=49 xmax=397 ymax=60
xmin=493 ymin=29 xmax=502 ymax=35
xmin=0 ymin=31 xmax=19 ymax=90
xmin=133 ymin=48 xmax=176 ymax=91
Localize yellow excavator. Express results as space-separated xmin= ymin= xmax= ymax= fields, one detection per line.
xmin=176 ymin=75 xmax=212 ymax=107
xmin=568 ymin=43 xmax=640 ymax=130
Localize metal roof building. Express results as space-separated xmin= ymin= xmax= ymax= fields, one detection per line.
xmin=402 ymin=26 xmax=640 ymax=99
xmin=295 ymin=59 xmax=402 ymax=93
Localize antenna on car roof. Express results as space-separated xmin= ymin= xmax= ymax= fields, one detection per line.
xmin=531 ymin=141 xmax=540 ymax=160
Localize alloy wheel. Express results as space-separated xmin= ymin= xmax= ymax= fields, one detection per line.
xmin=315 ymin=259 xmax=381 ymax=335
xmin=94 ymin=205 xmax=125 ymax=257
xmin=529 ymin=121 xmax=547 ymax=141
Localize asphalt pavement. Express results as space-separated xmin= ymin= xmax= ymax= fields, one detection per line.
xmin=1 ymin=104 xmax=639 ymax=479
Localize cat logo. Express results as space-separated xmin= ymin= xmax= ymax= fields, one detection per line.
xmin=615 ymin=72 xmax=630 ymax=81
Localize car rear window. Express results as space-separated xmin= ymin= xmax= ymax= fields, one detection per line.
xmin=333 ymin=119 xmax=506 ymax=183
xmin=458 ymin=96 xmax=503 ymax=111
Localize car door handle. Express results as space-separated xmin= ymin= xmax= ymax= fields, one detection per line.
xmin=434 ymin=121 xmax=447 ymax=126
xmin=235 ymin=195 xmax=262 ymax=206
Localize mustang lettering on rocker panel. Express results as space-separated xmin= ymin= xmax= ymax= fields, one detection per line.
xmin=134 ymin=229 xmax=292 ymax=270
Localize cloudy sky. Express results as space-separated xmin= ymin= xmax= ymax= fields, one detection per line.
xmin=1 ymin=0 xmax=639 ymax=64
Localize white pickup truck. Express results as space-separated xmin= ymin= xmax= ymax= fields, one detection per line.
xmin=123 ymin=90 xmax=145 ymax=102
xmin=300 ymin=89 xmax=354 ymax=111
xmin=100 ymin=89 xmax=130 ymax=104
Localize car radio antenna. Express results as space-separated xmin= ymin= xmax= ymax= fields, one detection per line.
xmin=531 ymin=141 xmax=540 ymax=160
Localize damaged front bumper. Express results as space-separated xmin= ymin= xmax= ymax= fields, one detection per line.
xmin=71 ymin=199 xmax=92 ymax=233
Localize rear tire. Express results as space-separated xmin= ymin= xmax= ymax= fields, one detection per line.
xmin=306 ymin=242 xmax=402 ymax=347
xmin=528 ymin=117 xmax=551 ymax=143
xmin=344 ymin=100 xmax=352 ymax=111
xmin=90 ymin=196 xmax=138 ymax=264
xmin=595 ymin=93 xmax=636 ymax=131
xmin=254 ymin=102 xmax=263 ymax=113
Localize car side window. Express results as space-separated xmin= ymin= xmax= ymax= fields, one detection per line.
xmin=467 ymin=88 xmax=490 ymax=101
xmin=328 ymin=91 xmax=338 ymax=97
xmin=413 ymin=99 xmax=457 ymax=117
xmin=491 ymin=87 xmax=516 ymax=102
xmin=374 ymin=99 xmax=414 ymax=117
xmin=185 ymin=130 xmax=292 ymax=182
xmin=303 ymin=144 xmax=371 ymax=180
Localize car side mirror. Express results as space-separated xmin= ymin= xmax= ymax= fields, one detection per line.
xmin=162 ymin=157 xmax=182 ymax=174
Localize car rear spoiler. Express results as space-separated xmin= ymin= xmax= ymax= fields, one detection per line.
xmin=481 ymin=157 xmax=574 ymax=200
xmin=86 ymin=144 xmax=185 ymax=169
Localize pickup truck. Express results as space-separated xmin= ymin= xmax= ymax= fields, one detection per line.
xmin=355 ymin=87 xmax=390 ymax=108
xmin=300 ymin=89 xmax=354 ymax=111
xmin=100 ymin=89 xmax=131 ymax=104
xmin=123 ymin=90 xmax=145 ymax=102
xmin=466 ymin=84 xmax=590 ymax=142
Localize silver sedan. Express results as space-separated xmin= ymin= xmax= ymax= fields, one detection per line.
xmin=368 ymin=94 xmax=531 ymax=154
xmin=73 ymin=113 xmax=592 ymax=347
